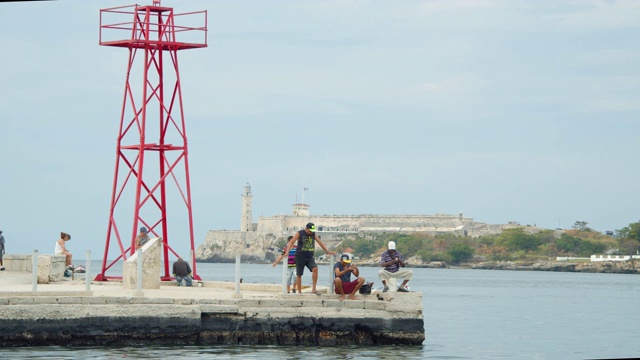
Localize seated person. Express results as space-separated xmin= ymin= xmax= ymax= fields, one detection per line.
xmin=334 ymin=253 xmax=365 ymax=301
xmin=54 ymin=232 xmax=73 ymax=268
xmin=378 ymin=241 xmax=413 ymax=292
xmin=135 ymin=227 xmax=150 ymax=250
xmin=172 ymin=257 xmax=193 ymax=287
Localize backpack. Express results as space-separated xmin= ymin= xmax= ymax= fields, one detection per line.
xmin=359 ymin=282 xmax=373 ymax=295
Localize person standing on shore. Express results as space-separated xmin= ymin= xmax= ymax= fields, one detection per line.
xmin=54 ymin=232 xmax=73 ymax=268
xmin=0 ymin=230 xmax=5 ymax=271
xmin=284 ymin=223 xmax=335 ymax=294
xmin=272 ymin=236 xmax=297 ymax=293
xmin=378 ymin=241 xmax=413 ymax=292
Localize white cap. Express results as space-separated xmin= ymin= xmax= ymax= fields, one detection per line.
xmin=388 ymin=241 xmax=396 ymax=250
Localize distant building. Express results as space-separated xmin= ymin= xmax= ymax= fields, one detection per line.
xmin=196 ymin=184 xmax=519 ymax=262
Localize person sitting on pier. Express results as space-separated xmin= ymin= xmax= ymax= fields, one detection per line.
xmin=334 ymin=253 xmax=365 ymax=301
xmin=172 ymin=257 xmax=193 ymax=287
xmin=135 ymin=227 xmax=150 ymax=250
xmin=272 ymin=236 xmax=296 ymax=293
xmin=378 ymin=241 xmax=413 ymax=292
xmin=54 ymin=232 xmax=73 ymax=268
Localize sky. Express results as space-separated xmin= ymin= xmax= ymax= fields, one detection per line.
xmin=0 ymin=0 xmax=639 ymax=259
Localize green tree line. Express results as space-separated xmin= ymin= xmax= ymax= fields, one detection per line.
xmin=333 ymin=220 xmax=640 ymax=265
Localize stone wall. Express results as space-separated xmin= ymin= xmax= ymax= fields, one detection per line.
xmin=198 ymin=213 xmax=520 ymax=263
xmin=123 ymin=237 xmax=161 ymax=289
xmin=3 ymin=254 xmax=66 ymax=284
xmin=0 ymin=292 xmax=425 ymax=346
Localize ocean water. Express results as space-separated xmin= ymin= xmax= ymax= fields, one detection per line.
xmin=3 ymin=262 xmax=639 ymax=359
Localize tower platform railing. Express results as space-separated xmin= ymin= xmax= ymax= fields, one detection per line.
xmin=99 ymin=4 xmax=207 ymax=50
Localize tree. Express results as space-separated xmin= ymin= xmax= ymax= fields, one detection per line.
xmin=572 ymin=221 xmax=591 ymax=232
xmin=616 ymin=221 xmax=640 ymax=242
xmin=496 ymin=228 xmax=541 ymax=252
xmin=447 ymin=242 xmax=474 ymax=264
xmin=621 ymin=239 xmax=640 ymax=257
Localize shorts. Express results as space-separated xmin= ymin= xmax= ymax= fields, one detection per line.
xmin=295 ymin=252 xmax=317 ymax=276
xmin=335 ymin=279 xmax=360 ymax=294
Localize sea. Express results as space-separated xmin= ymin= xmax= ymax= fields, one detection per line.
xmin=2 ymin=261 xmax=639 ymax=360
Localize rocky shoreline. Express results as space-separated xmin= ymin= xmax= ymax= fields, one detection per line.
xmin=467 ymin=260 xmax=639 ymax=274
xmin=330 ymin=259 xmax=639 ymax=274
xmin=200 ymin=253 xmax=639 ymax=275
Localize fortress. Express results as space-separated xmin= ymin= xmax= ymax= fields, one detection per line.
xmin=196 ymin=184 xmax=516 ymax=262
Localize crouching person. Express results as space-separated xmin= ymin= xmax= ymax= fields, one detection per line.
xmin=172 ymin=257 xmax=193 ymax=287
xmin=334 ymin=254 xmax=365 ymax=301
xmin=378 ymin=241 xmax=413 ymax=292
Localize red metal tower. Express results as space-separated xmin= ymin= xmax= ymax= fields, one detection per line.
xmin=96 ymin=2 xmax=207 ymax=281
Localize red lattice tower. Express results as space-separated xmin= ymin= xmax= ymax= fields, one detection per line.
xmin=96 ymin=2 xmax=207 ymax=281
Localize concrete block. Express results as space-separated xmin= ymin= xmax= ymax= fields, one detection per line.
xmin=342 ymin=300 xmax=365 ymax=309
xmin=148 ymin=298 xmax=175 ymax=304
xmin=123 ymin=237 xmax=161 ymax=289
xmin=199 ymin=305 xmax=240 ymax=314
xmin=219 ymin=299 xmax=240 ymax=306
xmin=238 ymin=299 xmax=260 ymax=307
xmin=4 ymin=254 xmax=66 ymax=283
xmin=2 ymin=255 xmax=32 ymax=271
xmin=257 ymin=299 xmax=298 ymax=307
xmin=127 ymin=297 xmax=152 ymax=304
xmin=364 ymin=300 xmax=387 ymax=311
xmin=81 ymin=297 xmax=110 ymax=305
xmin=103 ymin=297 xmax=131 ymax=305
xmin=9 ymin=297 xmax=34 ymax=305
xmin=193 ymin=298 xmax=220 ymax=305
xmin=275 ymin=299 xmax=304 ymax=307
xmin=321 ymin=299 xmax=344 ymax=308
xmin=175 ymin=298 xmax=195 ymax=305
xmin=57 ymin=295 xmax=92 ymax=303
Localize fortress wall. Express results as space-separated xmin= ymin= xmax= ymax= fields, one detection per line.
xmin=258 ymin=214 xmax=475 ymax=235
xmin=358 ymin=215 xmax=469 ymax=229
xmin=465 ymin=223 xmax=520 ymax=237
xmin=197 ymin=213 xmax=514 ymax=262
xmin=256 ymin=216 xmax=287 ymax=234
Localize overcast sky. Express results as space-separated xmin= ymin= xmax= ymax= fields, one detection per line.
xmin=1 ymin=0 xmax=638 ymax=259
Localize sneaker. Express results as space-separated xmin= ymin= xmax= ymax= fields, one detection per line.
xmin=397 ymin=286 xmax=409 ymax=292
xmin=383 ymin=286 xmax=389 ymax=292
xmin=292 ymin=289 xmax=296 ymax=293
xmin=0 ymin=267 xmax=5 ymax=271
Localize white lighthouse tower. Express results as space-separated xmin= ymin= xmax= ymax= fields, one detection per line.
xmin=241 ymin=183 xmax=253 ymax=231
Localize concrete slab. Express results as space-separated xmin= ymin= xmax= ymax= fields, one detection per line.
xmin=0 ymin=268 xmax=425 ymax=346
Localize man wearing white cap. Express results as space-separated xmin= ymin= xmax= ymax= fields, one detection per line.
xmin=378 ymin=241 xmax=413 ymax=292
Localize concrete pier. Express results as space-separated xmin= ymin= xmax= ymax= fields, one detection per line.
xmin=0 ymin=270 xmax=425 ymax=346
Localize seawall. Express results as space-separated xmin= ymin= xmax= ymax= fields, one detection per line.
xmin=0 ymin=273 xmax=425 ymax=347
